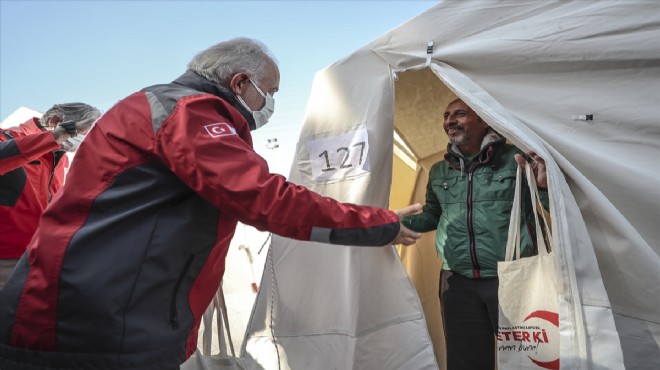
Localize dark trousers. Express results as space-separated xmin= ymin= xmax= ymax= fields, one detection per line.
xmin=440 ymin=271 xmax=499 ymax=370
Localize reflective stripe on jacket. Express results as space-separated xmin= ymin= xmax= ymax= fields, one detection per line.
xmin=0 ymin=71 xmax=400 ymax=370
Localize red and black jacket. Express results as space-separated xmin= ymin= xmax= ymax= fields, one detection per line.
xmin=0 ymin=71 xmax=400 ymax=370
xmin=0 ymin=118 xmax=68 ymax=259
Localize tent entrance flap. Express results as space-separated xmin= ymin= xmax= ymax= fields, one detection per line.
xmin=391 ymin=67 xmax=454 ymax=369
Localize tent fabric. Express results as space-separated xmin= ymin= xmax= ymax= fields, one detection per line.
xmin=240 ymin=49 xmax=440 ymax=370
xmin=242 ymin=238 xmax=438 ymax=370
xmin=0 ymin=107 xmax=42 ymax=129
xmin=186 ymin=1 xmax=659 ymax=369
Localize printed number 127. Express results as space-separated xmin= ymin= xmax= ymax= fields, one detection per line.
xmin=319 ymin=141 xmax=365 ymax=172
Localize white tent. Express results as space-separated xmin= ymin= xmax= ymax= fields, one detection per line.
xmin=185 ymin=1 xmax=660 ymax=369
xmin=1 ymin=107 xmax=85 ymax=167
xmin=0 ymin=107 xmax=42 ymax=129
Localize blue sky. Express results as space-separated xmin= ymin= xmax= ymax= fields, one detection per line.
xmin=0 ymin=1 xmax=436 ymax=170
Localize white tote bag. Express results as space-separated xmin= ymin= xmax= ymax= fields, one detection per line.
xmin=180 ymin=286 xmax=249 ymax=370
xmin=497 ymin=163 xmax=559 ymax=370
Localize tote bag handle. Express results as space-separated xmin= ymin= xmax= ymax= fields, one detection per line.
xmin=525 ymin=162 xmax=553 ymax=254
xmin=505 ymin=162 xmax=552 ymax=262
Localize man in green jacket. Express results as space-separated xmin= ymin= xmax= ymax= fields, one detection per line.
xmin=402 ymin=98 xmax=547 ymax=370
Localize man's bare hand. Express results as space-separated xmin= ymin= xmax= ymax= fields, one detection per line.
xmin=393 ymin=203 xmax=422 ymax=218
xmin=515 ymin=151 xmax=547 ymax=189
xmin=392 ymin=203 xmax=422 ymax=246
xmin=393 ymin=224 xmax=422 ymax=246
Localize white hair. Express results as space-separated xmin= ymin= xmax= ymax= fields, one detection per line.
xmin=40 ymin=103 xmax=101 ymax=127
xmin=187 ymin=37 xmax=278 ymax=85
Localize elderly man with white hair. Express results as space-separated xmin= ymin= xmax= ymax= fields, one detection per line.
xmin=0 ymin=37 xmax=421 ymax=370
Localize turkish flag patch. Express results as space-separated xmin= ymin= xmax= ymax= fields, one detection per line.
xmin=204 ymin=123 xmax=236 ymax=138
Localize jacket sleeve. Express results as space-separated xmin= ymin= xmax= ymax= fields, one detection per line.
xmin=0 ymin=130 xmax=60 ymax=175
xmin=401 ymin=171 xmax=442 ymax=233
xmin=153 ymin=96 xmax=400 ymax=247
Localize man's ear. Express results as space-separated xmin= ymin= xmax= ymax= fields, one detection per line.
xmin=48 ymin=115 xmax=62 ymax=126
xmin=229 ymin=72 xmax=250 ymax=95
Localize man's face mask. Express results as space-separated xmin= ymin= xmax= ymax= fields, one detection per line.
xmin=58 ymin=116 xmax=98 ymax=152
xmin=60 ymin=132 xmax=86 ymax=152
xmin=237 ymin=78 xmax=275 ymax=130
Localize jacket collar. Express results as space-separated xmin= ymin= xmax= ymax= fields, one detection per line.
xmin=172 ymin=70 xmax=257 ymax=130
xmin=447 ymin=129 xmax=503 ymax=158
xmin=444 ymin=129 xmax=505 ymax=174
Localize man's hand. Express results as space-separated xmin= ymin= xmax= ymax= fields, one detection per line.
xmin=74 ymin=117 xmax=98 ymax=136
xmin=393 ymin=224 xmax=422 ymax=246
xmin=515 ymin=151 xmax=547 ymax=189
xmin=52 ymin=126 xmax=73 ymax=144
xmin=392 ymin=203 xmax=422 ymax=246
xmin=393 ymin=203 xmax=422 ymax=218
xmin=52 ymin=117 xmax=98 ymax=145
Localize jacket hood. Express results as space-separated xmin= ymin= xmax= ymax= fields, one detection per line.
xmin=444 ymin=129 xmax=505 ymax=174
xmin=446 ymin=129 xmax=503 ymax=158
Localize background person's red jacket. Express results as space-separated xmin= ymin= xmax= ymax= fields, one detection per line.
xmin=0 ymin=72 xmax=400 ymax=370
xmin=0 ymin=118 xmax=68 ymax=258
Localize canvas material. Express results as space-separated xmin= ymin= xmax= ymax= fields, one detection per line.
xmin=180 ymin=350 xmax=248 ymax=370
xmin=199 ymin=3 xmax=658 ymax=369
xmin=376 ymin=3 xmax=656 ymax=367
xmin=240 ymin=50 xmax=439 ymax=370
xmin=498 ymin=164 xmax=560 ymax=369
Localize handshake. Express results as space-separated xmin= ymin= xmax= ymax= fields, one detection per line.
xmin=392 ymin=203 xmax=423 ymax=246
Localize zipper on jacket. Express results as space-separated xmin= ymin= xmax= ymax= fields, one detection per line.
xmin=47 ymin=155 xmax=56 ymax=201
xmin=448 ymin=144 xmax=496 ymax=278
xmin=170 ymin=255 xmax=194 ymax=330
xmin=466 ymin=172 xmax=481 ymax=278
xmin=47 ymin=151 xmax=64 ymax=201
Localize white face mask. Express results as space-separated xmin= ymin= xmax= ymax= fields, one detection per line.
xmin=237 ymin=78 xmax=275 ymax=130
xmin=60 ymin=132 xmax=86 ymax=152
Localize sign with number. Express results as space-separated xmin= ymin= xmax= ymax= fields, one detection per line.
xmin=307 ymin=127 xmax=370 ymax=182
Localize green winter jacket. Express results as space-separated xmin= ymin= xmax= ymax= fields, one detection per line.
xmin=402 ymin=134 xmax=548 ymax=279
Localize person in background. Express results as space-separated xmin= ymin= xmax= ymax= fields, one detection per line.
xmin=0 ymin=37 xmax=421 ymax=370
xmin=402 ymin=98 xmax=547 ymax=370
xmin=0 ymin=103 xmax=101 ymax=288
